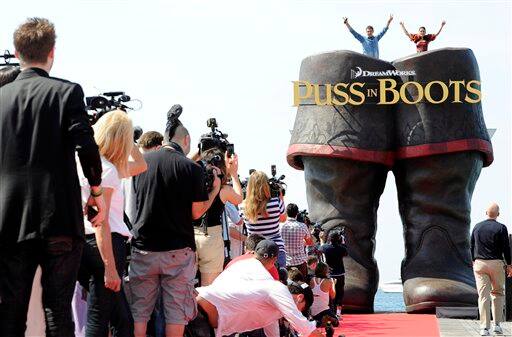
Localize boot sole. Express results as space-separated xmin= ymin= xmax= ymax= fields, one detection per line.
xmin=406 ymin=301 xmax=475 ymax=313
xmin=342 ymin=304 xmax=374 ymax=313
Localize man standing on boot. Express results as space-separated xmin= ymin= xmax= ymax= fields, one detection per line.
xmin=471 ymin=203 xmax=512 ymax=336
xmin=342 ymin=15 xmax=393 ymax=59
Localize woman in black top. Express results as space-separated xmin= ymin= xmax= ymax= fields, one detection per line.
xmin=194 ymin=148 xmax=243 ymax=286
xmin=320 ymin=231 xmax=348 ymax=316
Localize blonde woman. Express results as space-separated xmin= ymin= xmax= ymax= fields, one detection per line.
xmin=77 ymin=110 xmax=147 ymax=337
xmin=243 ymin=171 xmax=287 ymax=268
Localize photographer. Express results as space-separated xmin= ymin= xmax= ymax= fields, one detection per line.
xmin=244 ymin=171 xmax=287 ymax=268
xmin=319 ymin=231 xmax=348 ymax=317
xmin=195 ymin=148 xmax=243 ymax=286
xmin=0 ymin=18 xmax=105 ymax=337
xmin=129 ymin=112 xmax=220 ymax=337
xmin=192 ymin=240 xmax=322 ymax=337
xmin=77 ymin=110 xmax=147 ymax=337
xmin=281 ymin=204 xmax=313 ymax=277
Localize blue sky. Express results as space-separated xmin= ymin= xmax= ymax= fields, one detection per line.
xmin=1 ymin=0 xmax=510 ymax=284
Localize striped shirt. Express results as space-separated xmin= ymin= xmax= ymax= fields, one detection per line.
xmin=244 ymin=197 xmax=286 ymax=253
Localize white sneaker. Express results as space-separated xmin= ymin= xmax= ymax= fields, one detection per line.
xmin=479 ymin=328 xmax=490 ymax=336
xmin=493 ymin=324 xmax=503 ymax=335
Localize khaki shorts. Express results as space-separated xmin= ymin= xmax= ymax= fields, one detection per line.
xmin=194 ymin=225 xmax=225 ymax=273
xmin=128 ymin=247 xmax=197 ymax=325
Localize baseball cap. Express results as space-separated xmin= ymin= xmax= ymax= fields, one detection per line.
xmin=255 ymin=239 xmax=279 ymax=259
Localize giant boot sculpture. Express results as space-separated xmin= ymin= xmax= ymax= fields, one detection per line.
xmin=288 ymin=51 xmax=396 ymax=312
xmin=392 ymin=48 xmax=493 ymax=312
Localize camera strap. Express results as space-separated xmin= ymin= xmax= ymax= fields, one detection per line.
xmin=221 ymin=211 xmax=231 ymax=258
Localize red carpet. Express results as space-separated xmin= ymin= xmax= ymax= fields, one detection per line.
xmin=335 ymin=314 xmax=440 ymax=337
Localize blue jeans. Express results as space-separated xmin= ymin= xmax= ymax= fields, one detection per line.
xmin=77 ymin=233 xmax=133 ymax=337
xmin=0 ymin=237 xmax=83 ymax=337
xmin=277 ymin=250 xmax=286 ymax=269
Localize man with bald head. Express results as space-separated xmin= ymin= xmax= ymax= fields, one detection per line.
xmin=471 ymin=203 xmax=512 ymax=336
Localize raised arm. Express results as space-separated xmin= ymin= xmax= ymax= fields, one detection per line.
xmin=343 ymin=17 xmax=364 ymax=43
xmin=435 ymin=20 xmax=446 ymax=37
xmin=220 ymin=153 xmax=243 ymax=205
xmin=399 ymin=21 xmax=412 ymax=39
xmin=386 ymin=14 xmax=393 ymax=28
xmin=127 ymin=143 xmax=147 ymax=177
xmin=192 ymin=168 xmax=221 ymax=220
xmin=377 ymin=14 xmax=393 ymax=40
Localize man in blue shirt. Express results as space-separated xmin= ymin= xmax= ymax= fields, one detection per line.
xmin=343 ymin=15 xmax=393 ymax=59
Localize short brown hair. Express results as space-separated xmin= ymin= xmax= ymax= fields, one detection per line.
xmin=14 ymin=18 xmax=56 ymax=64
xmin=288 ymin=267 xmax=305 ymax=282
xmin=138 ymin=131 xmax=163 ymax=150
xmin=307 ymin=255 xmax=318 ymax=266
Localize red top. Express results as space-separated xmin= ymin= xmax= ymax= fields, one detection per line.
xmin=225 ymin=253 xmax=280 ymax=280
xmin=410 ymin=34 xmax=436 ymax=52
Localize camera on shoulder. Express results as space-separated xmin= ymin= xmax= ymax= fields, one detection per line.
xmin=268 ymin=164 xmax=286 ymax=198
xmin=198 ymin=118 xmax=234 ymax=156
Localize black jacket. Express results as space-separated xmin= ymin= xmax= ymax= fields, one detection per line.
xmin=0 ymin=68 xmax=102 ymax=246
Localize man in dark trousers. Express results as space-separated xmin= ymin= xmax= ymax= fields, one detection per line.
xmin=471 ymin=203 xmax=512 ymax=336
xmin=0 ymin=18 xmax=105 ymax=337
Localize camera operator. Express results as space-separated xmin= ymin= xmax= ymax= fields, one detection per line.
xmin=319 ymin=231 xmax=348 ymax=318
xmin=129 ymin=114 xmax=221 ymax=337
xmin=244 ymin=171 xmax=287 ymax=268
xmin=195 ymin=148 xmax=243 ymax=286
xmin=281 ymin=204 xmax=313 ymax=277
xmin=0 ymin=18 xmax=105 ymax=337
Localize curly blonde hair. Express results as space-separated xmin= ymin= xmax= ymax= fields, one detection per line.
xmin=244 ymin=171 xmax=271 ymax=222
xmin=93 ymin=110 xmax=133 ymax=177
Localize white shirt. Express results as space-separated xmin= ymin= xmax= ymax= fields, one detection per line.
xmin=78 ymin=157 xmax=131 ymax=238
xmin=225 ymin=202 xmax=244 ymax=258
xmin=197 ymin=259 xmax=316 ymax=337
xmin=309 ymin=278 xmax=330 ymax=316
xmin=123 ymin=177 xmax=136 ymax=225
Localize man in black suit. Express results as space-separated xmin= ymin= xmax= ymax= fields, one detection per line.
xmin=0 ymin=18 xmax=106 ymax=337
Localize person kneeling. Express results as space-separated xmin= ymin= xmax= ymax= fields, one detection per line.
xmin=310 ymin=262 xmax=339 ymax=328
xmin=191 ymin=240 xmax=323 ymax=337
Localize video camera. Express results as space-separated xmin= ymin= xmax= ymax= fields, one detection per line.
xmin=86 ymin=91 xmax=135 ymax=125
xmin=240 ymin=166 xmax=285 ymax=198
xmin=239 ymin=169 xmax=255 ymax=198
xmin=269 ymin=164 xmax=286 ymax=198
xmin=198 ymin=118 xmax=234 ymax=156
xmin=296 ymin=209 xmax=311 ymax=225
xmin=311 ymin=223 xmax=322 ymax=240
xmin=1 ymin=50 xmax=19 ymax=66
xmin=198 ymin=154 xmax=225 ymax=193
